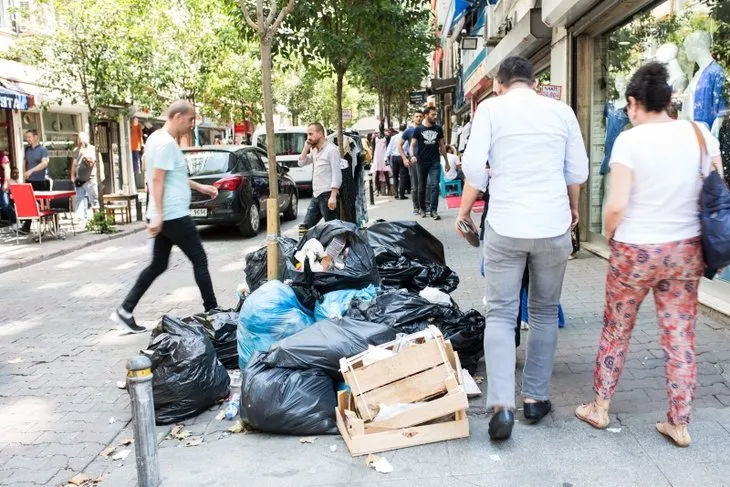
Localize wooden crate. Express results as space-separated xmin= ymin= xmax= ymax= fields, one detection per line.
xmin=340 ymin=326 xmax=464 ymax=423
xmin=335 ymin=390 xmax=469 ymax=456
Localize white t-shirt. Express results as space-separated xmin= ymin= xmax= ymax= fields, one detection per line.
xmin=441 ymin=153 xmax=459 ymax=181
xmin=609 ymin=120 xmax=720 ymax=245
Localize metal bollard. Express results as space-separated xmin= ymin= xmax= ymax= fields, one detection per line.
xmin=127 ymin=356 xmax=161 ymax=487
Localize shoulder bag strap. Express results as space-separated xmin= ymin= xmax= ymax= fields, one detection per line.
xmin=690 ymin=121 xmax=706 ymax=181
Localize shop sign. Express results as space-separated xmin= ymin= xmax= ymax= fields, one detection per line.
xmin=539 ymin=84 xmax=562 ymax=101
xmin=0 ymin=91 xmax=29 ymax=110
xmin=410 ymin=90 xmax=428 ymax=105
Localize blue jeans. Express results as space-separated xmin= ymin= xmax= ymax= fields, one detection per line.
xmin=75 ymin=179 xmax=99 ymax=219
xmin=417 ymin=159 xmax=440 ymax=212
xmin=0 ymin=190 xmax=16 ymax=224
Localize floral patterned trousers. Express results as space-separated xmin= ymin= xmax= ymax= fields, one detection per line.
xmin=593 ymin=237 xmax=704 ymax=425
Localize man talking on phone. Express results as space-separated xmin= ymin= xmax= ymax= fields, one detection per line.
xmin=111 ymin=100 xmax=219 ymax=333
xmin=298 ymin=122 xmax=342 ymax=229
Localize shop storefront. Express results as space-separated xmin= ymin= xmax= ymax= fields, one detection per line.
xmin=572 ymin=0 xmax=730 ymax=291
xmin=20 ymin=110 xmax=81 ymax=181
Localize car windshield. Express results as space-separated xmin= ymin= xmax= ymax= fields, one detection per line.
xmin=185 ymin=151 xmax=230 ymax=176
xmin=258 ymin=133 xmax=307 ymax=156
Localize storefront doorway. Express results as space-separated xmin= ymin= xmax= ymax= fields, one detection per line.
xmin=96 ymin=120 xmax=123 ymax=194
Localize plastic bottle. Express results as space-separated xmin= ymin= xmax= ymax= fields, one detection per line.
xmin=224 ymin=393 xmax=241 ymax=420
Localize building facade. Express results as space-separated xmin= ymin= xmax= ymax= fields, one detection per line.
xmin=438 ymin=0 xmax=730 ymax=312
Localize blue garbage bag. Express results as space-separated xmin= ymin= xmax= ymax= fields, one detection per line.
xmin=313 ymin=284 xmax=378 ymax=321
xmin=237 ymin=280 xmax=314 ymax=370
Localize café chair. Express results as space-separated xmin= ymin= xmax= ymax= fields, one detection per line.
xmin=9 ymin=183 xmax=58 ymax=244
xmin=50 ymin=179 xmax=76 ymax=236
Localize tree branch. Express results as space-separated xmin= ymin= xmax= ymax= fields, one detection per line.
xmin=239 ymin=0 xmax=259 ymax=31
xmin=256 ymin=0 xmax=265 ymax=33
xmin=265 ymin=0 xmax=277 ymax=27
xmin=272 ymin=0 xmax=296 ymax=32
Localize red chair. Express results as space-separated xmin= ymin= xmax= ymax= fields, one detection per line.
xmin=9 ymin=183 xmax=57 ymax=244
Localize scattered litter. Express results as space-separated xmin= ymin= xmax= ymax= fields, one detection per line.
xmin=373 ymin=403 xmax=422 ymax=422
xmin=228 ymin=370 xmax=242 ymax=389
xmin=166 ymin=424 xmax=192 ymax=440
xmin=116 ymin=381 xmax=126 ymax=390
xmin=299 ymin=436 xmax=317 ymax=444
xmin=121 ymin=438 xmax=134 ymax=446
xmin=95 ymin=393 xmax=102 ymax=396
xmin=179 ymin=436 xmax=204 ymax=448
xmin=111 ymin=449 xmax=130 ymax=461
xmin=607 ymin=427 xmax=622 ymax=433
xmin=66 ymin=473 xmax=103 ymax=486
xmin=489 ymin=454 xmax=501 ymax=461
xmin=108 ymin=417 xmax=116 ymax=424
xmin=215 ymin=410 xmax=226 ymax=421
xmin=330 ymin=444 xmax=338 ymax=453
xmin=361 ymin=346 xmax=396 ymax=366
xmin=7 ymin=358 xmax=22 ymax=364
xmin=228 ymin=419 xmax=245 ymax=433
xmin=419 ymin=287 xmax=452 ymax=306
xmin=366 ymin=454 xmax=394 ymax=474
xmin=99 ymin=447 xmax=115 ymax=457
xmin=461 ymin=369 xmax=482 ymax=396
xmin=473 ymin=375 xmax=484 ymax=384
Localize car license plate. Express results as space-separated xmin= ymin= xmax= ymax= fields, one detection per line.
xmin=190 ymin=209 xmax=207 ymax=218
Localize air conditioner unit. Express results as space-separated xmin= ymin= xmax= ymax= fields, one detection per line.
xmin=485 ymin=4 xmax=503 ymax=47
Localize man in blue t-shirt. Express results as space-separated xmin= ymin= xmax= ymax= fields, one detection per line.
xmin=111 ymin=100 xmax=220 ymax=333
xmin=409 ymin=106 xmax=449 ymax=220
xmin=398 ymin=110 xmax=424 ymax=215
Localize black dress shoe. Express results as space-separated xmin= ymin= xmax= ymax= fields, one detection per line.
xmin=488 ymin=409 xmax=514 ymax=440
xmin=523 ymin=400 xmax=552 ymax=424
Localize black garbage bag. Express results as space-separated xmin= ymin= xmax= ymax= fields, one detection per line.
xmin=148 ymin=316 xmax=231 ymax=425
xmin=374 ymin=248 xmax=460 ymax=293
xmin=264 ymin=317 xmax=396 ymax=377
xmin=240 ymin=352 xmax=338 ymax=435
xmin=181 ymin=309 xmax=239 ymax=369
xmin=367 ymin=220 xmax=446 ymax=265
xmin=244 ymin=237 xmax=299 ymax=292
xmin=293 ymin=220 xmax=380 ymax=294
xmin=348 ymin=289 xmax=486 ymax=373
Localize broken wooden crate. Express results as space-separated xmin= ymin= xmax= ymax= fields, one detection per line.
xmin=336 ymin=326 xmax=469 ymax=456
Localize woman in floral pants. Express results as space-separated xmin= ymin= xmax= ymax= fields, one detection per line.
xmin=575 ymin=63 xmax=725 ymax=447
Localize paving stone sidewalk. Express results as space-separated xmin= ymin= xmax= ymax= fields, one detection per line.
xmin=1 ymin=195 xmax=730 ymax=486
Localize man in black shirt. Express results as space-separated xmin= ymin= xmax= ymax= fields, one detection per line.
xmin=409 ymin=106 xmax=449 ymax=220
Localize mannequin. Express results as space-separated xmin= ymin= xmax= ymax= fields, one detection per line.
xmin=681 ymin=31 xmax=726 ymax=135
xmin=655 ymin=43 xmax=688 ymax=94
xmin=599 ymin=75 xmax=630 ymax=176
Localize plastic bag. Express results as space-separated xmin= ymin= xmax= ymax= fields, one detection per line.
xmin=373 ymin=249 xmax=459 ymax=293
xmin=148 ymin=316 xmax=231 ymax=425
xmin=313 ymin=284 xmax=378 ymax=321
xmin=348 ymin=290 xmax=486 ymax=373
xmin=182 ymin=309 xmax=239 ymax=369
xmin=237 ymin=280 xmax=315 ymax=370
xmin=240 ymin=352 xmax=338 ymax=435
xmin=292 ymin=220 xmax=380 ymax=294
xmin=367 ymin=220 xmax=446 ymax=266
xmin=243 ymin=237 xmax=298 ymax=292
xmin=264 ymin=317 xmax=396 ymax=376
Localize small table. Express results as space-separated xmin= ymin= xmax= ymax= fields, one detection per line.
xmin=34 ymin=190 xmax=77 ymax=239
xmin=103 ymin=194 xmax=141 ymax=224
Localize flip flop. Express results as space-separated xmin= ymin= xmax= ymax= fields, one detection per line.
xmin=575 ymin=401 xmax=609 ymax=429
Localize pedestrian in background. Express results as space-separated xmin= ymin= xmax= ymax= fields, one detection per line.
xmin=131 ymin=116 xmax=144 ymax=174
xmin=298 ymin=122 xmax=341 ymax=229
xmin=458 ymin=114 xmax=472 ymax=155
xmin=0 ymin=150 xmax=17 ymax=229
xmin=70 ymin=132 xmax=100 ymax=222
xmin=410 ymin=106 xmax=448 ymax=220
xmin=372 ymin=127 xmax=391 ymax=196
xmin=20 ymin=130 xmax=50 ymax=234
xmin=457 ymin=56 xmax=588 ymax=441
xmin=575 ymin=63 xmax=725 ymax=447
xmin=112 ymin=100 xmax=220 ymax=334
xmin=387 ymin=123 xmax=409 ymax=199
xmin=399 ymin=110 xmax=424 ymax=215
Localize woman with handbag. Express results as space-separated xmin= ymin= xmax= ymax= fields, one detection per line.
xmin=575 ymin=63 xmax=724 ymax=447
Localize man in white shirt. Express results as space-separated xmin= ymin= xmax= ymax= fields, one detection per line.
xmin=386 ymin=123 xmax=409 ymax=199
xmin=457 ymin=114 xmax=472 ymax=154
xmin=456 ymin=56 xmax=589 ymax=441
xmin=298 ymin=122 xmax=342 ymax=228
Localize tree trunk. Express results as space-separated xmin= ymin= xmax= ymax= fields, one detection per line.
xmin=385 ymin=93 xmax=392 ymax=130
xmin=87 ymin=111 xmax=105 ymax=212
xmin=261 ymin=40 xmax=281 ymax=280
xmin=378 ymin=93 xmax=384 ymax=127
xmin=336 ymin=68 xmax=356 ymax=224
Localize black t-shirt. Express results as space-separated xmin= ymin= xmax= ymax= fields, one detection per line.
xmin=413 ymin=124 xmax=443 ymax=163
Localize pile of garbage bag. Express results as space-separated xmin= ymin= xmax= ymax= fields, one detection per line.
xmin=348 ymin=289 xmax=485 ymax=373
xmin=313 ymin=285 xmax=378 ymax=321
xmin=244 ymin=237 xmax=298 ymax=292
xmin=237 ymin=280 xmax=314 ymax=370
xmin=366 ymin=221 xmax=459 ymax=293
xmin=182 ymin=309 xmax=239 ymax=369
xmin=148 ymin=316 xmax=230 ymax=425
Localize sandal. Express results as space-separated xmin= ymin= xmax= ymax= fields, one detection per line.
xmin=656 ymin=421 xmax=691 ymax=447
xmin=575 ymin=401 xmax=609 ymax=429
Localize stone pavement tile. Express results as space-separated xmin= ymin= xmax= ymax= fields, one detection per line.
xmin=658 ymin=461 xmax=730 ymax=487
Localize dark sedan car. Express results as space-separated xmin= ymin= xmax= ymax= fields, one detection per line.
xmin=183 ymin=145 xmax=299 ymax=237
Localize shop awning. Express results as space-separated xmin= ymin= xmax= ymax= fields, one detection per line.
xmin=440 ymin=0 xmax=476 ymax=46
xmin=470 ymin=5 xmax=486 ymax=36
xmin=483 ymin=8 xmax=551 ymax=78
xmin=430 ymin=77 xmax=458 ymax=95
xmin=0 ymin=84 xmax=31 ymax=110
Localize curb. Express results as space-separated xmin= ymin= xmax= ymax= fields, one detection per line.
xmin=0 ymin=225 xmax=147 ymax=275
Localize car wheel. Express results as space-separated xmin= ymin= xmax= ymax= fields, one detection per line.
xmin=238 ymin=203 xmax=260 ymax=237
xmin=282 ymin=192 xmax=298 ymax=221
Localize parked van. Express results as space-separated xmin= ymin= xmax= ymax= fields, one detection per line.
xmin=252 ymin=127 xmax=314 ymax=195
